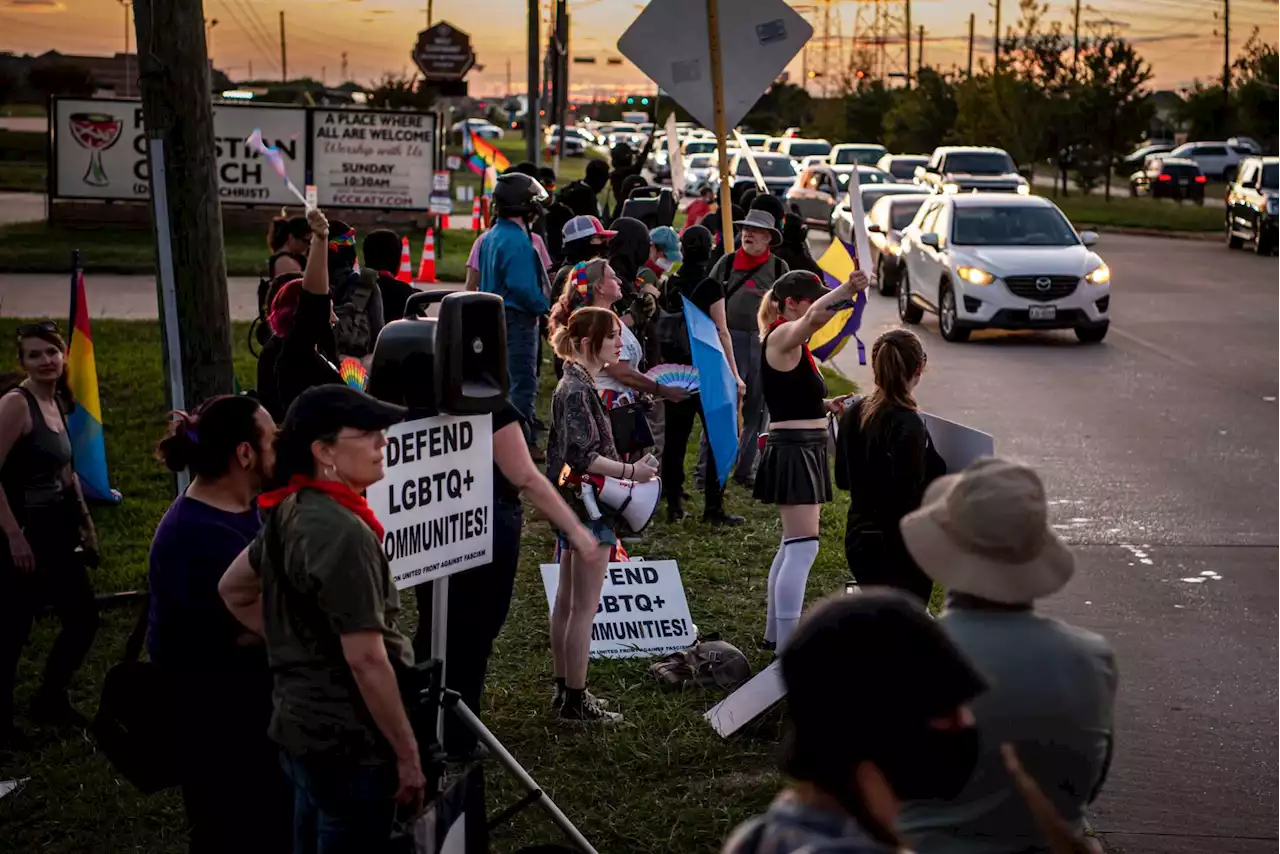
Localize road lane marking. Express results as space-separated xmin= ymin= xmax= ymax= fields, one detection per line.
xmin=1110 ymin=325 xmax=1199 ymax=369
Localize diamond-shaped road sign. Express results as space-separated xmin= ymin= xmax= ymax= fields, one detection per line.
xmin=616 ymin=0 xmax=812 ymax=132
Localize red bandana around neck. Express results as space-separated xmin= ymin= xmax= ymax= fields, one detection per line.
xmin=732 ymin=247 xmax=771 ymax=272
xmin=769 ymin=316 xmax=818 ymax=374
xmin=258 ymin=476 xmax=385 ymax=541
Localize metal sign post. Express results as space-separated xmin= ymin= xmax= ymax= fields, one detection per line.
xmin=147 ymin=138 xmax=189 ymax=495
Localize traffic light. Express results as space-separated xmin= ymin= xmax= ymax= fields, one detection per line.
xmin=854 ymin=69 xmax=866 ymax=79
xmin=627 ymin=97 xmax=635 ymax=104
xmin=641 ymin=97 xmax=649 ymax=105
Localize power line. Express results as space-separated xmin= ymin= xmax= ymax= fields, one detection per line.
xmin=214 ymin=0 xmax=279 ymax=76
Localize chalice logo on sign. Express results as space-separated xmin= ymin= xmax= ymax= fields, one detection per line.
xmin=68 ymin=112 xmax=124 ymax=187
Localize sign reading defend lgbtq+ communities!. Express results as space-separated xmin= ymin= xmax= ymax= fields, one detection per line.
xmin=539 ymin=561 xmax=696 ymax=658
xmin=367 ymin=414 xmax=493 ymax=590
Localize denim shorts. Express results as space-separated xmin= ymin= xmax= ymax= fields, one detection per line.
xmin=557 ymin=516 xmax=618 ymax=550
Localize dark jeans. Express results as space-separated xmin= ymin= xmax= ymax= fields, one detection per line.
xmin=0 ymin=508 xmax=99 ymax=727
xmin=664 ymin=395 xmax=724 ymax=513
xmin=845 ymin=529 xmax=934 ymax=605
xmin=413 ymin=501 xmax=522 ymax=754
xmin=506 ymin=309 xmax=539 ymax=444
xmin=280 ymin=751 xmax=398 ymax=854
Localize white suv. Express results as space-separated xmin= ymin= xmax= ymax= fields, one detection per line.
xmin=1169 ymin=141 xmax=1244 ymax=181
xmin=897 ymin=194 xmax=1112 ymax=343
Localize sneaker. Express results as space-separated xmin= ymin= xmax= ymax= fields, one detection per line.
xmin=551 ymin=684 xmax=610 ymax=710
xmin=757 ymin=637 xmax=777 ymax=652
xmin=559 ymin=697 xmax=622 ymax=723
xmin=703 ymin=509 xmax=745 ymax=527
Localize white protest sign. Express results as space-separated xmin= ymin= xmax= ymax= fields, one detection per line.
xmin=312 ymin=107 xmax=437 ymax=209
xmin=921 ymin=412 xmax=995 ymax=473
xmin=539 ymin=560 xmax=695 ymax=658
xmin=705 ymin=659 xmax=784 ymax=738
xmin=367 ymin=414 xmax=493 ymax=589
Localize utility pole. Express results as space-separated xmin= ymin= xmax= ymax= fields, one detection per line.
xmin=526 ymin=0 xmax=540 ymax=164
xmin=1072 ymin=0 xmax=1081 ymax=78
xmin=132 ymin=0 xmax=235 ymax=417
xmin=967 ymin=13 xmax=975 ymax=77
xmin=341 ymin=52 xmax=348 ymax=83
xmin=427 ymin=0 xmax=434 ymax=27
xmin=118 ymin=1 xmax=132 ymax=98
xmin=554 ymin=0 xmax=569 ymax=163
xmin=904 ymin=0 xmax=911 ymax=88
xmin=278 ymin=10 xmax=287 ymax=83
xmin=993 ymin=0 xmax=1001 ymax=70
xmin=1222 ymin=0 xmax=1230 ymax=110
xmin=917 ymin=25 xmax=924 ymax=76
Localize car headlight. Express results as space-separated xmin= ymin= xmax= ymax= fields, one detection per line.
xmin=956 ymin=265 xmax=994 ymax=285
xmin=1016 ymin=183 xmax=1031 ymax=195
xmin=1085 ymin=263 xmax=1111 ymax=285
xmin=943 ymin=182 xmax=961 ymax=194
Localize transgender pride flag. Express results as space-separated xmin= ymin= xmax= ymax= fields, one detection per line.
xmin=67 ymin=258 xmax=119 ymax=503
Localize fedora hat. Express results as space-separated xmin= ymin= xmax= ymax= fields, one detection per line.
xmin=732 ymin=209 xmax=782 ymax=246
xmin=901 ymin=458 xmax=1075 ymax=604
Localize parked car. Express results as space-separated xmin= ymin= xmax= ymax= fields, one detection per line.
xmin=831 ymin=185 xmax=931 ymax=244
xmin=1129 ymin=157 xmax=1206 ymax=203
xmin=740 ymin=133 xmax=771 ymax=150
xmin=1228 ymin=136 xmax=1263 ymax=155
xmin=1169 ymin=141 xmax=1243 ymax=181
xmin=710 ymin=152 xmax=799 ymax=198
xmin=917 ymin=146 xmax=1030 ymax=194
xmin=875 ymin=154 xmax=929 ymax=182
xmin=831 ymin=143 xmax=889 ymax=167
xmin=545 ymin=132 xmax=586 ymax=157
xmin=775 ymin=138 xmax=832 ymax=160
xmin=1225 ymin=156 xmax=1279 ymax=255
xmin=864 ymin=194 xmax=933 ymax=296
xmin=787 ymin=165 xmax=891 ymax=230
xmin=1121 ymin=142 xmax=1175 ymax=171
xmin=452 ymin=119 xmax=504 ymax=140
xmin=896 ymin=194 xmax=1111 ymax=343
xmin=683 ymin=154 xmax=717 ymax=195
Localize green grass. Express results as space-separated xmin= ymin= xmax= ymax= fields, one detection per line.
xmin=0 ymin=317 xmax=872 ymax=853
xmin=1038 ymin=191 xmax=1222 ymax=232
xmin=0 ymin=104 xmax=47 ymax=118
xmin=0 ymin=221 xmax=475 ymax=280
xmin=0 ymin=161 xmax=45 ymax=193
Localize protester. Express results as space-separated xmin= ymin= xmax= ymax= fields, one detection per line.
xmin=465 ymin=217 xmax=553 ymax=291
xmin=0 ymin=323 xmax=99 ymax=746
xmin=722 ymin=591 xmax=986 ymax=854
xmin=835 ymin=329 xmax=945 ymax=604
xmin=642 ymin=225 xmax=683 ymax=452
xmin=616 ymin=174 xmax=649 ymax=222
xmin=412 ymin=389 xmax=597 ymax=761
xmin=683 ymin=183 xmax=716 ymax=233
xmin=218 ymin=385 xmax=423 ymax=852
xmin=547 ymin=307 xmax=658 ymax=722
xmin=149 ymin=395 xmax=289 ymax=853
xmin=754 ymin=196 xmax=821 ymax=277
xmin=266 ymin=210 xmax=311 ymax=278
xmin=362 ymin=228 xmax=419 ymax=323
xmin=897 ymin=458 xmax=1118 ymax=854
xmin=754 ymin=270 xmax=868 ymax=652
xmin=656 ymin=225 xmax=744 ymax=526
xmin=257 ymin=208 xmax=341 ymax=423
xmin=477 ymin=172 xmax=552 ymax=458
xmin=607 ymin=216 xmax=659 ymax=317
xmin=552 ymin=215 xmax=615 ymax=303
xmin=700 ymin=209 xmax=789 ymax=488
xmin=607 ymin=138 xmax=654 ymax=221
xmin=327 ymin=220 xmax=385 ymax=362
xmin=543 ymin=199 xmax=576 ymax=270
xmin=555 ymin=158 xmax=609 ymax=221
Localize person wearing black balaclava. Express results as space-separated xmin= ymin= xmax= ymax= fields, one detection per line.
xmin=754 ymin=195 xmax=822 ymax=277
xmin=614 ymin=173 xmax=648 ymax=223
xmin=721 ymin=591 xmax=987 ymax=854
xmin=606 ymin=136 xmax=654 ymax=224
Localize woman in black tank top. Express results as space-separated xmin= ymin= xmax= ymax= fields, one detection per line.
xmin=751 ymin=269 xmax=870 ymax=654
xmin=0 ymin=325 xmax=100 ymax=742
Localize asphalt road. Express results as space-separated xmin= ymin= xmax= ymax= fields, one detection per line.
xmin=816 ymin=230 xmax=1278 ymax=853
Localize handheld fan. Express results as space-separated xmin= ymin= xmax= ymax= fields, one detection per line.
xmin=339 ymin=357 xmax=368 ymax=391
xmin=645 ymin=363 xmax=699 ymax=392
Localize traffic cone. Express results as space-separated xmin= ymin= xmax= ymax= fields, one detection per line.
xmin=416 ymin=227 xmax=437 ymax=283
xmin=396 ymin=236 xmax=413 ymax=283
xmin=470 ymin=197 xmax=482 ymax=230
xmin=439 ymin=213 xmax=450 ymax=230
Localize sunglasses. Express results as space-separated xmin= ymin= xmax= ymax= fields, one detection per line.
xmin=16 ymin=321 xmax=58 ymax=338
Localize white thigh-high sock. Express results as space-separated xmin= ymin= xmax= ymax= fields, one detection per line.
xmin=774 ymin=537 xmax=820 ymax=651
xmin=764 ymin=539 xmax=786 ymax=643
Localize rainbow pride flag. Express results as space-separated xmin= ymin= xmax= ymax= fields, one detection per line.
xmin=468 ymin=130 xmax=510 ymax=177
xmin=810 ymin=236 xmax=868 ymax=365
xmin=67 ymin=261 xmax=119 ymax=503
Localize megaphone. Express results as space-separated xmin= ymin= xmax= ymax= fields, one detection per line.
xmin=566 ymin=471 xmax=663 ymax=534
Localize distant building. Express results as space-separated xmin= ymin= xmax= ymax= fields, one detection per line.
xmin=6 ymin=50 xmax=233 ymax=100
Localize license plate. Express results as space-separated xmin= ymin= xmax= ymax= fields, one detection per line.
xmin=1029 ymin=306 xmax=1057 ymax=321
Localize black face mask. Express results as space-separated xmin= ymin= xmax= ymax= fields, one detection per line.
xmin=873 ymin=725 xmax=980 ymax=801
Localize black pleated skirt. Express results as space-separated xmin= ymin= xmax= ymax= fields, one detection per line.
xmin=753 ymin=428 xmax=832 ymax=506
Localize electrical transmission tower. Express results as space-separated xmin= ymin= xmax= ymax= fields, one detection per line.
xmin=797 ymin=0 xmax=846 ymax=97
xmin=848 ymin=0 xmax=910 ymax=86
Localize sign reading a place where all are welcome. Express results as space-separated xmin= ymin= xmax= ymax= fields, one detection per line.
xmin=367 ymin=414 xmax=493 ymax=590
xmin=539 ymin=560 xmax=696 ymax=658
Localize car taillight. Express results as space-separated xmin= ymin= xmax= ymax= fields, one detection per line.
xmin=1157 ymin=174 xmax=1172 ymax=182
xmin=1194 ymin=175 xmax=1207 ymax=184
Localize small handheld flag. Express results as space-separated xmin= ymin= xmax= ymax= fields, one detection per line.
xmin=246 ymin=129 xmax=308 ymax=208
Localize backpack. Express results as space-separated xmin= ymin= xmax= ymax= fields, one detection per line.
xmin=332 ymin=268 xmax=379 ymax=358
xmin=655 ymin=293 xmax=691 ymax=365
xmin=648 ymin=636 xmax=751 ymax=692
xmin=250 ymin=272 xmax=296 ymax=356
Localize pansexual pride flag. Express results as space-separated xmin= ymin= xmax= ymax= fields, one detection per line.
xmin=811 ymin=236 xmax=868 ymax=365
xmin=67 ymin=263 xmax=119 ymax=503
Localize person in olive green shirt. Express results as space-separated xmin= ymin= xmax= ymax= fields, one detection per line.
xmin=220 ymin=385 xmax=421 ymax=853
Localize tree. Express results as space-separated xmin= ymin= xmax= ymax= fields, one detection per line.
xmin=1232 ymin=31 xmax=1279 ymax=152
xmin=882 ymin=67 xmax=956 ymax=153
xmin=366 ymin=74 xmax=436 ymax=111
xmin=1177 ymin=82 xmax=1230 ymax=140
xmin=0 ymin=67 xmax=18 ymax=107
xmin=27 ymin=63 xmax=95 ymax=100
xmin=842 ymin=79 xmax=895 ymax=144
xmin=1076 ymin=36 xmax=1153 ymax=200
xmin=742 ymin=81 xmax=812 ymax=135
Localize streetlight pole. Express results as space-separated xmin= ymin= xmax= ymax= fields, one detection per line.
xmin=119 ymin=0 xmax=132 ymax=97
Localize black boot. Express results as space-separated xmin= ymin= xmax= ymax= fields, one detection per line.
xmin=703 ymin=506 xmax=744 ymax=526
xmin=667 ymin=498 xmax=688 ymax=522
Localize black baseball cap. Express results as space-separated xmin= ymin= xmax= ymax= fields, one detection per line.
xmin=275 ymin=385 xmax=406 ymax=481
xmin=772 ymin=270 xmax=831 ymax=304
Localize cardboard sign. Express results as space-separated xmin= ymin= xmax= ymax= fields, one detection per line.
xmin=539 ymin=560 xmax=695 ymax=658
xmin=367 ymin=414 xmax=494 ymax=589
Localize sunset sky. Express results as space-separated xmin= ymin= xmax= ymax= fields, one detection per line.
xmin=3 ymin=0 xmax=1276 ymax=97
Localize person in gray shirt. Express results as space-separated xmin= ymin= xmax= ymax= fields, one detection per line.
xmin=898 ymin=458 xmax=1118 ymax=854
